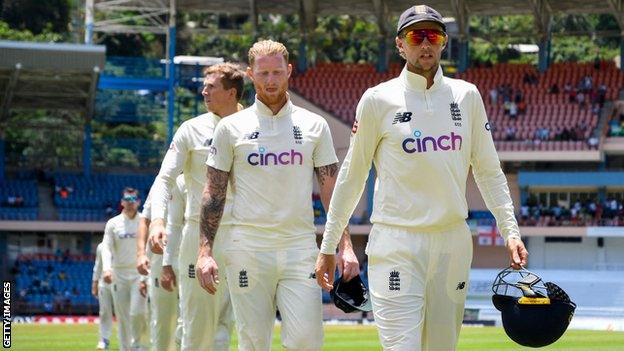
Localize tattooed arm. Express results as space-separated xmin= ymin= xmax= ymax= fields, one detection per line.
xmin=315 ymin=163 xmax=359 ymax=284
xmin=196 ymin=166 xmax=229 ymax=295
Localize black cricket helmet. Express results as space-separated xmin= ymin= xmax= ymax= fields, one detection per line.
xmin=331 ymin=274 xmax=373 ymax=313
xmin=492 ymin=266 xmax=576 ymax=348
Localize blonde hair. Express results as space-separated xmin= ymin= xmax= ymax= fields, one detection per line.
xmin=203 ymin=62 xmax=245 ymax=100
xmin=248 ymin=40 xmax=289 ymax=67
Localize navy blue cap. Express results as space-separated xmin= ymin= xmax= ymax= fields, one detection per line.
xmin=397 ymin=5 xmax=446 ymax=35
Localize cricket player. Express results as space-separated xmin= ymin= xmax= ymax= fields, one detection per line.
xmin=148 ymin=63 xmax=244 ymax=350
xmin=315 ymin=5 xmax=529 ymax=351
xmin=102 ymin=188 xmax=148 ymax=351
xmin=92 ymin=241 xmax=113 ymax=350
xmin=159 ymin=174 xmax=234 ymax=349
xmin=138 ymin=193 xmax=179 ymax=351
xmin=195 ymin=39 xmax=359 ymax=351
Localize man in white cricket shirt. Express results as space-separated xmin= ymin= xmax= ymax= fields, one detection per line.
xmin=196 ymin=40 xmax=360 ymax=351
xmin=160 ymin=174 xmax=234 ymax=349
xmin=102 ymin=188 xmax=148 ymax=351
xmin=148 ymin=63 xmax=244 ymax=350
xmin=315 ymin=5 xmax=529 ymax=351
xmin=137 ymin=192 xmax=179 ymax=351
xmin=92 ymin=241 xmax=114 ymax=350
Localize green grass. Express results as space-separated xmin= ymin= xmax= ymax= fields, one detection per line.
xmin=9 ymin=323 xmax=624 ymax=350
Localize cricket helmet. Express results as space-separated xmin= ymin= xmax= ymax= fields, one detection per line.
xmin=492 ymin=266 xmax=576 ymax=348
xmin=331 ymin=275 xmax=373 ymax=313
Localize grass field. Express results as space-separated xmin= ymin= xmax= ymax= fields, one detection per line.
xmin=9 ymin=323 xmax=624 ymax=350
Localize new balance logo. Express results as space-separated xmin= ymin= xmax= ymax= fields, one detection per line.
xmin=450 ymin=102 xmax=462 ymax=122
xmin=393 ymin=112 xmax=412 ymax=124
xmin=456 ymin=281 xmax=466 ymax=290
xmin=308 ymin=272 xmax=316 ymax=279
xmin=188 ymin=264 xmax=195 ymax=279
xmin=239 ymin=270 xmax=249 ymax=288
xmin=389 ymin=270 xmax=401 ymax=291
xmin=293 ymin=126 xmax=303 ymax=144
xmin=203 ymin=138 xmax=213 ymax=147
xmin=244 ymin=131 xmax=260 ymax=140
xmin=154 ymin=278 xmax=159 ymax=288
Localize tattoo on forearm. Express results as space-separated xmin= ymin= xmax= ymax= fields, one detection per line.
xmin=315 ymin=163 xmax=338 ymax=187
xmin=199 ymin=166 xmax=229 ymax=248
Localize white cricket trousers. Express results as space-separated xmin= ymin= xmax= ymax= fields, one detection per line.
xmin=224 ymin=246 xmax=323 ymax=351
xmin=111 ymin=268 xmax=148 ymax=351
xmin=98 ymin=282 xmax=114 ymax=341
xmin=148 ymin=254 xmax=180 ymax=351
xmin=367 ymin=222 xmax=473 ymax=351
xmin=178 ymin=220 xmax=233 ymax=351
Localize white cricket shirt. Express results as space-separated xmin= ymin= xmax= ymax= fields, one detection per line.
xmin=150 ymin=112 xmax=232 ymax=225
xmin=102 ymin=212 xmax=141 ymax=271
xmin=320 ymin=66 xmax=520 ymax=254
xmin=207 ymin=95 xmax=338 ymax=250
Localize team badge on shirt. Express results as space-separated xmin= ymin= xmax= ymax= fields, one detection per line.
xmin=450 ymin=102 xmax=462 ymax=126
xmin=389 ymin=270 xmax=401 ymax=291
xmin=293 ymin=126 xmax=303 ymax=144
xmin=239 ymin=270 xmax=249 ymax=288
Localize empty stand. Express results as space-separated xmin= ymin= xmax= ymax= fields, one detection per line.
xmin=52 ymin=173 xmax=155 ymax=222
xmin=12 ymin=254 xmax=98 ymax=314
xmin=0 ymin=179 xmax=38 ymax=220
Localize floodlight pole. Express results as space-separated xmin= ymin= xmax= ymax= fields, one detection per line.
xmin=166 ymin=0 xmax=176 ymax=144
xmin=84 ymin=0 xmax=94 ymax=177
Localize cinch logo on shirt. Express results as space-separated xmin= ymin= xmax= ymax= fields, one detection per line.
xmin=402 ymin=130 xmax=463 ymax=153
xmin=247 ymin=147 xmax=303 ymax=166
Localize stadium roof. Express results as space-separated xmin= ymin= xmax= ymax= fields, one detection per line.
xmin=0 ymin=41 xmax=106 ymax=122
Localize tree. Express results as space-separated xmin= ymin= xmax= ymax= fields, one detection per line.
xmin=1 ymin=0 xmax=70 ymax=34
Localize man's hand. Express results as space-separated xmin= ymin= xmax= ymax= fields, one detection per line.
xmin=91 ymin=281 xmax=98 ymax=298
xmin=315 ymin=253 xmax=336 ymax=292
xmin=161 ymin=265 xmax=177 ymax=292
xmin=139 ymin=280 xmax=147 ymax=298
xmin=149 ymin=219 xmax=166 ymax=254
xmin=136 ymin=252 xmax=150 ymax=276
xmin=196 ymin=247 xmax=219 ymax=295
xmin=103 ymin=270 xmax=113 ymax=284
xmin=507 ymin=237 xmax=529 ymax=270
xmin=337 ymin=247 xmax=360 ymax=282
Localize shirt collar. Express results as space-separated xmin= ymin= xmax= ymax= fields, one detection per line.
xmin=253 ymin=92 xmax=293 ymax=118
xmin=400 ymin=65 xmax=444 ymax=92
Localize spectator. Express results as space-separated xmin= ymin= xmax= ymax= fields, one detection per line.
xmin=517 ymin=100 xmax=527 ymax=115
xmin=55 ymin=186 xmax=73 ymax=199
xmin=576 ymin=91 xmax=586 ymax=109
xmin=509 ymin=102 xmax=518 ymax=119
xmin=503 ymin=100 xmax=512 ymax=115
xmin=505 ymin=126 xmax=516 ymax=141
xmin=549 ymin=83 xmax=560 ymax=94
xmin=489 ymin=88 xmax=498 ymax=104
xmin=587 ymin=136 xmax=599 ymax=149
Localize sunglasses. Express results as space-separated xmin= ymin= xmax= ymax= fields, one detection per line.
xmin=403 ymin=29 xmax=446 ymax=46
xmin=122 ymin=195 xmax=139 ymax=203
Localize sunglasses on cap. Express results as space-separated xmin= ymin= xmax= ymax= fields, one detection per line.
xmin=122 ymin=195 xmax=139 ymax=203
xmin=403 ymin=28 xmax=446 ymax=46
